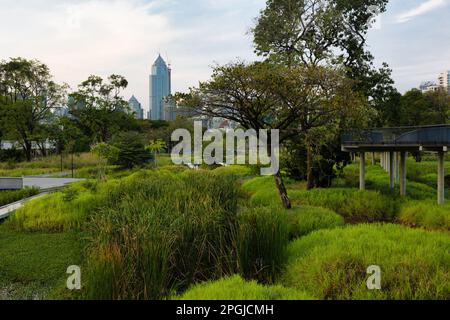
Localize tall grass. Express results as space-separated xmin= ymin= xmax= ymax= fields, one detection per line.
xmin=282 ymin=224 xmax=450 ymax=300
xmin=235 ymin=206 xmax=289 ymax=283
xmin=176 ymin=275 xmax=312 ymax=300
xmin=84 ymin=170 xmax=241 ymax=299
xmin=398 ymin=201 xmax=450 ymax=231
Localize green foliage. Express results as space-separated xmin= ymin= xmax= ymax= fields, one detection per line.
xmin=0 ymin=225 xmax=83 ymax=300
xmin=290 ymin=189 xmax=397 ymax=223
xmin=235 ymin=206 xmax=289 ymax=283
xmin=243 ymin=177 xmax=397 ymax=223
xmin=110 ymin=132 xmax=153 ymax=169
xmin=83 ymin=170 xmax=241 ymax=300
xmin=286 ymin=206 xmax=345 ymax=239
xmin=6 ymin=183 xmax=97 ymax=232
xmin=399 ymin=201 xmax=450 ymax=231
xmin=0 ymin=188 xmax=39 ymax=207
xmin=176 ymin=275 xmax=312 ymax=300
xmin=213 ymin=165 xmax=253 ymax=178
xmin=282 ymin=224 xmax=450 ymax=300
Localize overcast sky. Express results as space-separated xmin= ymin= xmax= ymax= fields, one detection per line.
xmin=0 ymin=0 xmax=449 ymax=113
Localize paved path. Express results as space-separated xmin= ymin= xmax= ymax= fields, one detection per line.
xmin=23 ymin=177 xmax=84 ymax=191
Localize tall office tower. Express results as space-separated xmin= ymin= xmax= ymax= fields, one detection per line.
xmin=149 ymin=55 xmax=171 ymax=120
xmin=128 ymin=95 xmax=144 ymax=120
xmin=438 ymin=71 xmax=450 ymax=92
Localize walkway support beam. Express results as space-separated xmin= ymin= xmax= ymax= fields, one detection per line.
xmin=400 ymin=152 xmax=407 ymax=197
xmin=437 ymin=151 xmax=445 ymax=205
xmin=360 ymin=152 xmax=366 ymax=190
xmin=389 ymin=151 xmax=395 ymax=190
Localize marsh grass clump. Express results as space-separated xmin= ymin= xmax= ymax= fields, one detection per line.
xmin=282 ymin=224 xmax=450 ymax=300
xmin=398 ymin=201 xmax=450 ymax=231
xmin=84 ymin=170 xmax=242 ymax=300
xmin=235 ymin=206 xmax=289 ymax=284
xmin=285 ymin=206 xmax=345 ymax=239
xmin=176 ymin=275 xmax=312 ymax=300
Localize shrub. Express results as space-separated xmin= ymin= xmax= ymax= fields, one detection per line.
xmin=0 ymin=188 xmax=39 ymax=207
xmin=398 ymin=201 xmax=450 ymax=231
xmin=176 ymin=275 xmax=312 ymax=300
xmin=286 ymin=206 xmax=345 ymax=239
xmin=282 ymin=224 xmax=450 ymax=300
xmin=110 ymin=132 xmax=153 ymax=169
xmin=235 ymin=206 xmax=289 ymax=283
xmin=84 ymin=170 xmax=242 ymax=300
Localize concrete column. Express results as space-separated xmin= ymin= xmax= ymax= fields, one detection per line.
xmin=400 ymin=152 xmax=407 ymax=197
xmin=360 ymin=152 xmax=366 ymax=190
xmin=372 ymin=152 xmax=376 ymax=166
xmin=395 ymin=152 xmax=400 ymax=182
xmin=389 ymin=151 xmax=395 ymax=190
xmin=437 ymin=151 xmax=445 ymax=205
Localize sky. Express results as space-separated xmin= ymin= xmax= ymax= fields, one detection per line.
xmin=0 ymin=0 xmax=449 ymax=114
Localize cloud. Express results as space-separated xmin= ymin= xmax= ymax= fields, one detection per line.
xmin=0 ymin=0 xmax=265 ymax=112
xmin=396 ymin=0 xmax=448 ymax=23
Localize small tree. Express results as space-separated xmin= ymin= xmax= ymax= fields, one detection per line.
xmin=91 ymin=142 xmax=120 ymax=179
xmin=110 ymin=132 xmax=153 ymax=169
xmin=147 ymin=139 xmax=167 ymax=168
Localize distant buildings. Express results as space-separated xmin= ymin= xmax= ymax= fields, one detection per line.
xmin=128 ymin=95 xmax=144 ymax=120
xmin=149 ymin=55 xmax=171 ymax=120
xmin=420 ymin=71 xmax=450 ymax=93
xmin=438 ymin=71 xmax=450 ymax=92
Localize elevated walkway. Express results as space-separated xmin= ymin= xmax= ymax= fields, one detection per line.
xmin=341 ymin=125 xmax=449 ymax=205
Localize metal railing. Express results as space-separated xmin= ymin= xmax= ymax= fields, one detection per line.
xmin=342 ymin=125 xmax=450 ymax=146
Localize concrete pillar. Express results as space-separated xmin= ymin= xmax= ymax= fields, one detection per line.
xmin=372 ymin=152 xmax=376 ymax=166
xmin=400 ymin=152 xmax=407 ymax=197
xmin=395 ymin=152 xmax=400 ymax=182
xmin=360 ymin=152 xmax=366 ymax=190
xmin=437 ymin=151 xmax=445 ymax=205
xmin=389 ymin=151 xmax=395 ymax=190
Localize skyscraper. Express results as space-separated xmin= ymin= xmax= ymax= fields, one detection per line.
xmin=128 ymin=95 xmax=144 ymax=120
xmin=149 ymin=55 xmax=171 ymax=120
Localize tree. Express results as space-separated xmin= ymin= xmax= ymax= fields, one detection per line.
xmin=426 ymin=89 xmax=450 ymax=124
xmin=0 ymin=58 xmax=67 ymax=161
xmin=147 ymin=139 xmax=167 ymax=167
xmin=110 ymin=132 xmax=153 ymax=169
xmin=69 ymin=75 xmax=138 ymax=143
xmin=178 ymin=62 xmax=365 ymax=208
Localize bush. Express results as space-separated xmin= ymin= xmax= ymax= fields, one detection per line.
xmin=0 ymin=188 xmax=39 ymax=207
xmin=213 ymin=165 xmax=253 ymax=178
xmin=84 ymin=170 xmax=242 ymax=300
xmin=286 ymin=206 xmax=345 ymax=239
xmin=282 ymin=224 xmax=450 ymax=300
xmin=176 ymin=275 xmax=312 ymax=300
xmin=110 ymin=131 xmax=153 ymax=169
xmin=398 ymin=201 xmax=450 ymax=231
xmin=235 ymin=206 xmax=289 ymax=283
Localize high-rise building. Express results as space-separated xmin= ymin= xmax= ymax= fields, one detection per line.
xmin=128 ymin=95 xmax=144 ymax=120
xmin=149 ymin=55 xmax=171 ymax=120
xmin=420 ymin=81 xmax=440 ymax=93
xmin=438 ymin=71 xmax=450 ymax=92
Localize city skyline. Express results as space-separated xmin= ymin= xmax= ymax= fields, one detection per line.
xmin=0 ymin=0 xmax=449 ymax=113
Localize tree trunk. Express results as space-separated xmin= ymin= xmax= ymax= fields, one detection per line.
xmin=24 ymin=141 xmax=32 ymax=162
xmin=274 ymin=170 xmax=292 ymax=209
xmin=306 ymin=144 xmax=315 ymax=190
